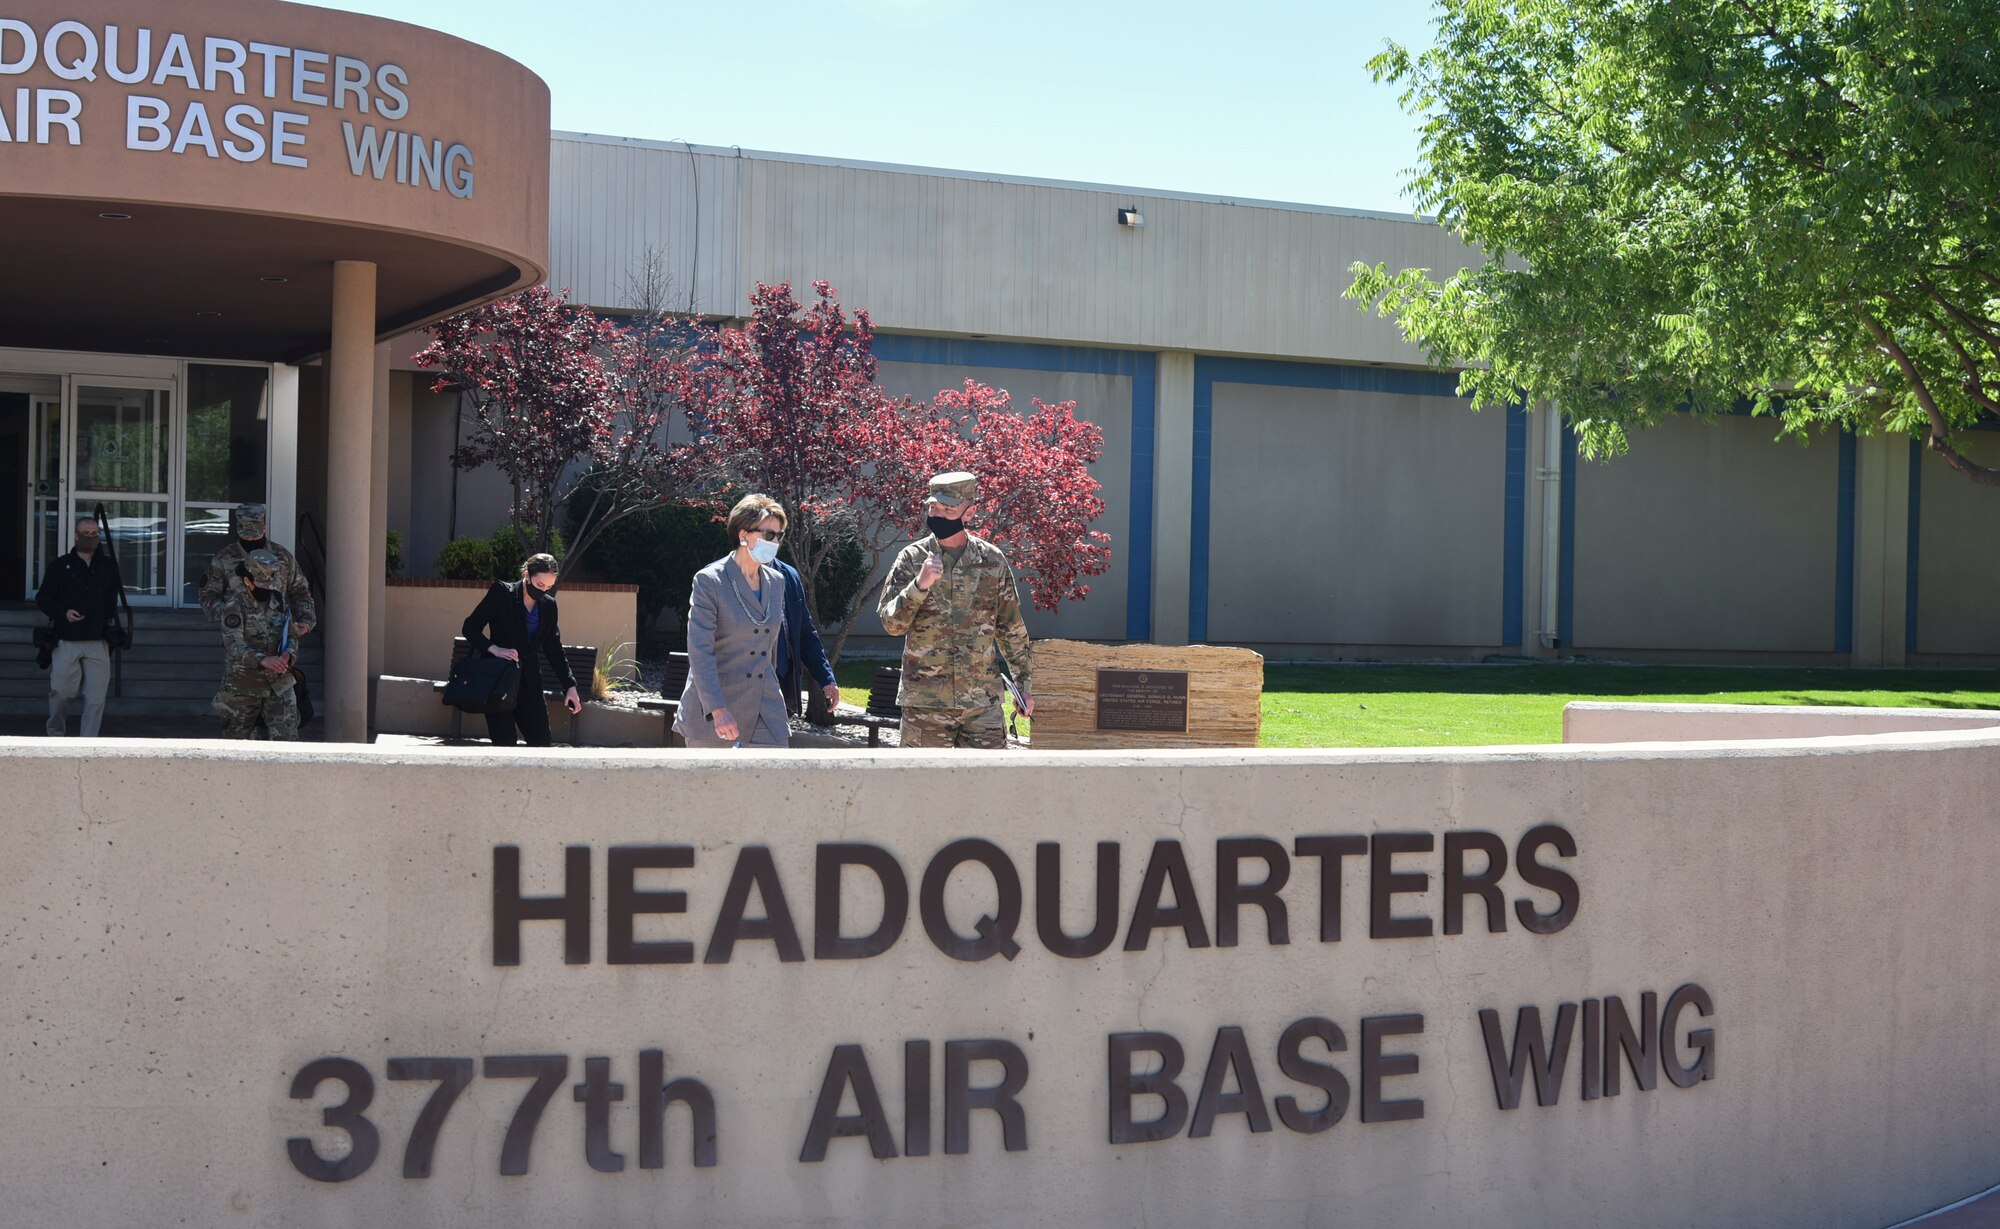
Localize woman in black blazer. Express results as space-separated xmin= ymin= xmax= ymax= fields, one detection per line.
xmin=461 ymin=553 xmax=583 ymax=746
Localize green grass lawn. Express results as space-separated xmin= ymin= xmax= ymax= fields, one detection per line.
xmin=1259 ymin=663 xmax=2000 ymax=748
xmin=836 ymin=659 xmax=2000 ymax=748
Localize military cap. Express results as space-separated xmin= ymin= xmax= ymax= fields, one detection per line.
xmin=235 ymin=502 xmax=268 ymax=535
xmin=926 ymin=472 xmax=979 ymax=507
xmin=243 ymin=549 xmax=285 ymax=587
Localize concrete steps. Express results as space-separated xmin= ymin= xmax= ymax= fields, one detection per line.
xmin=0 ymin=603 xmax=322 ymax=717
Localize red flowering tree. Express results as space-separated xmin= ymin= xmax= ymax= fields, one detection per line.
xmin=684 ymin=280 xmax=1111 ymax=664
xmin=927 ymin=379 xmax=1110 ymax=610
xmin=417 ymin=284 xmax=696 ymax=581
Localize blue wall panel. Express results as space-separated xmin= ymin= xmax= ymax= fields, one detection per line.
xmin=1190 ymin=357 xmax=1516 ymax=648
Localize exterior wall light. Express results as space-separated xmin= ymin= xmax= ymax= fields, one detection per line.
xmin=1116 ymin=207 xmax=1144 ymax=228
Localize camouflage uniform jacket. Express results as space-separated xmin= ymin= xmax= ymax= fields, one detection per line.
xmin=200 ymin=540 xmax=314 ymax=626
xmin=877 ymin=532 xmax=1031 ymax=710
xmin=218 ymin=590 xmax=297 ymax=695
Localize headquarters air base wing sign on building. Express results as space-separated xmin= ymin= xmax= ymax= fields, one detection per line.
xmin=4 ymin=736 xmax=1999 ymax=1228
xmin=0 ymin=16 xmax=476 ymax=194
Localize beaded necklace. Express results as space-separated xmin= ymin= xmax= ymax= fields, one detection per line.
xmin=726 ymin=557 xmax=773 ymax=626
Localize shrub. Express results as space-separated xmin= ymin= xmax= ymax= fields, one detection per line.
xmin=562 ymin=485 xmax=866 ymax=647
xmin=434 ymin=535 xmax=494 ymax=580
xmin=489 ymin=524 xmax=564 ymax=579
xmin=563 ymin=493 xmax=726 ymax=635
xmin=385 ymin=530 xmax=405 ymax=580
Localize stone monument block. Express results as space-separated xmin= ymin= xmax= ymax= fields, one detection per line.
xmin=1027 ymin=639 xmax=1262 ymax=749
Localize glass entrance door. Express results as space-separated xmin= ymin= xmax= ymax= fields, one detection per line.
xmin=70 ymin=383 xmax=175 ymax=604
xmin=27 ymin=385 xmax=63 ymax=595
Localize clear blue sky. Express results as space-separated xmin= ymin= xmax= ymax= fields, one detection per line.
xmin=315 ymin=0 xmax=1438 ymax=214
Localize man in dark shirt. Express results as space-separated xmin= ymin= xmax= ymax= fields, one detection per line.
xmin=35 ymin=515 xmax=122 ymax=737
xmin=773 ymin=557 xmax=840 ymax=720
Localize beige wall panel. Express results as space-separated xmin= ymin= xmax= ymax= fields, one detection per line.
xmin=550 ymin=137 xmax=1481 ymax=365
xmin=397 ymin=386 xmax=512 ymax=567
xmin=1572 ymin=416 xmax=1841 ymax=652
xmin=448 ymin=462 xmax=517 ymax=552
xmin=1153 ymin=352 xmax=1197 ymax=645
xmin=294 ymin=363 xmax=327 ymax=541
xmin=1914 ymin=434 xmax=2000 ymax=656
xmin=1207 ymin=384 xmax=1506 ymax=646
xmin=4 ymin=734 xmax=2000 ymax=1227
xmin=1564 ymin=701 xmax=2000 ymax=742
xmin=403 ymin=386 xmax=457 ymax=575
xmin=387 ymin=371 xmax=413 ymax=539
xmin=842 ymin=363 xmax=1132 ymax=643
xmin=383 ymin=580 xmax=636 ymax=681
xmin=548 ymin=139 xmax=741 ymax=315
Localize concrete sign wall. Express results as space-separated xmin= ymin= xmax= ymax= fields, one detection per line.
xmin=3 ymin=733 xmax=1998 ymax=1227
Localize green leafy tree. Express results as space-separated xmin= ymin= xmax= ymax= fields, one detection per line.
xmin=1347 ymin=0 xmax=2000 ymax=483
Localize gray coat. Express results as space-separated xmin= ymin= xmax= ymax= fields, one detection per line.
xmin=675 ymin=557 xmax=790 ymax=746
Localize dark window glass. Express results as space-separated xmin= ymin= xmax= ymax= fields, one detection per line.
xmin=185 ymin=364 xmax=268 ymax=503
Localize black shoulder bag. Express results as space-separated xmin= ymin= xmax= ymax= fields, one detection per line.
xmin=444 ymin=653 xmax=521 ymax=714
xmin=32 ymin=622 xmax=57 ymax=669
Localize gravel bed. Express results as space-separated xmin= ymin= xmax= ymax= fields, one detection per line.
xmin=594 ymin=649 xmax=907 ymax=747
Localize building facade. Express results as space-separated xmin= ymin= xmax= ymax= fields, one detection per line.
xmin=8 ymin=3 xmax=1997 ymax=750
xmin=396 ymin=133 xmax=2000 ymax=667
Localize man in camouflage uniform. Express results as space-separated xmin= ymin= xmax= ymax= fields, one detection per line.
xmin=199 ymin=502 xmax=315 ymax=635
xmin=214 ymin=550 xmax=303 ymax=740
xmin=876 ymin=472 xmax=1033 ymax=749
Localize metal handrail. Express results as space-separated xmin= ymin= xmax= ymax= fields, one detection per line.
xmin=92 ymin=501 xmax=132 ymax=696
xmin=294 ymin=509 xmax=329 ymax=628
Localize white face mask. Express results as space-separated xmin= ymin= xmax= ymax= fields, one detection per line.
xmin=744 ymin=536 xmax=781 ymax=565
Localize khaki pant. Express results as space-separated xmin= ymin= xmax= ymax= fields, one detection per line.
xmin=901 ymin=702 xmax=1006 ymax=749
xmin=46 ymin=639 xmax=110 ymax=737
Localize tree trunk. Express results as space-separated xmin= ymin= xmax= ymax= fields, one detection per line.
xmin=1863 ymin=313 xmax=2000 ymax=487
xmin=805 ymin=684 xmax=834 ymax=724
xmin=823 ymin=574 xmax=888 ymax=668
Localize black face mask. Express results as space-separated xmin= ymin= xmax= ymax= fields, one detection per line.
xmin=239 ymin=535 xmax=266 ymax=550
xmin=926 ymin=514 xmax=966 ymax=540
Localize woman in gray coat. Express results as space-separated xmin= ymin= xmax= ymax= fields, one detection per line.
xmin=675 ymin=493 xmax=793 ymax=747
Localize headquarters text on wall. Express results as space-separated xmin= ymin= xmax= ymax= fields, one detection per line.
xmin=0 ymin=19 xmax=478 ymax=197
xmin=283 ymin=826 xmax=1719 ymax=1183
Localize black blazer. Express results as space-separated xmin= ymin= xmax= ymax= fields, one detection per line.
xmin=462 ymin=580 xmax=579 ymax=695
xmin=35 ymin=548 xmax=121 ymax=642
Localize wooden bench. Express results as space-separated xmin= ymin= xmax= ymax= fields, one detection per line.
xmin=435 ymin=636 xmax=599 ymax=745
xmin=824 ymin=665 xmax=902 ymax=747
xmin=636 ymin=651 xmax=689 ymax=747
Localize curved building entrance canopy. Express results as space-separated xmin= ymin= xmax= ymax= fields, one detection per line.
xmin=0 ymin=0 xmax=550 ymax=360
xmin=0 ymin=194 xmax=529 ymax=361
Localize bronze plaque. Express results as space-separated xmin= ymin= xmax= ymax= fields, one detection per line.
xmin=1095 ymin=669 xmax=1190 ymax=733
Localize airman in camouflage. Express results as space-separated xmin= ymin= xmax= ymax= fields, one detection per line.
xmin=199 ymin=502 xmax=315 ymax=633
xmin=877 ymin=472 xmax=1033 ymax=749
xmin=214 ymin=549 xmax=302 ymax=740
